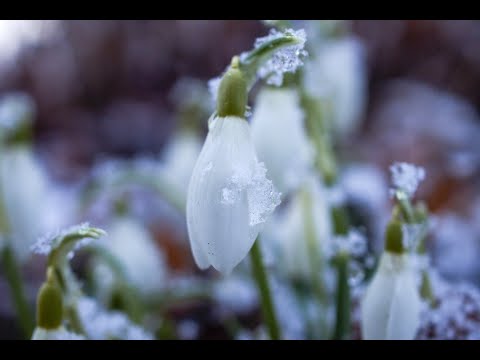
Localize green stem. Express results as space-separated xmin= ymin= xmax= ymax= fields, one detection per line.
xmin=332 ymin=251 xmax=350 ymax=340
xmin=300 ymin=188 xmax=328 ymax=338
xmin=0 ymin=245 xmax=34 ymax=338
xmin=300 ymin=89 xmax=338 ymax=185
xmin=249 ymin=239 xmax=281 ymax=340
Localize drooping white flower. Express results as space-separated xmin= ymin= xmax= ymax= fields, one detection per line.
xmin=361 ymin=222 xmax=422 ymax=340
xmin=99 ymin=217 xmax=167 ymax=296
xmin=31 ymin=326 xmax=86 ymax=340
xmin=0 ymin=146 xmax=49 ymax=262
xmin=187 ymin=115 xmax=281 ymax=274
xmin=264 ymin=175 xmax=331 ymax=278
xmin=304 ymin=37 xmax=366 ymax=137
xmin=250 ymin=87 xmax=314 ymax=195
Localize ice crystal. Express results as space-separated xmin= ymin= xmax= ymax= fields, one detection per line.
xmin=389 ymin=162 xmax=425 ymax=198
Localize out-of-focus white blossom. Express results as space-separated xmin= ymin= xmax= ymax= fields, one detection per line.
xmin=265 ymin=176 xmax=331 ymax=278
xmin=251 ymin=87 xmax=314 ymax=195
xmin=0 ymin=147 xmax=49 ymax=262
xmin=100 ymin=217 xmax=167 ymax=296
xmin=158 ymin=131 xmax=202 ymax=207
xmin=303 ymin=37 xmax=366 ymax=137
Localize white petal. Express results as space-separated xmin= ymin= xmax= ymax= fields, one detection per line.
xmin=361 ymin=258 xmax=396 ymax=340
xmin=386 ymin=268 xmax=422 ymax=340
xmin=187 ymin=116 xmax=280 ymax=274
xmin=361 ymin=253 xmax=421 ymax=340
xmin=251 ymin=88 xmax=313 ymax=195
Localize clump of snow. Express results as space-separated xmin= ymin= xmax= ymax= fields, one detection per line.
xmin=221 ymin=161 xmax=281 ymax=233
xmin=389 ymin=162 xmax=426 ymax=198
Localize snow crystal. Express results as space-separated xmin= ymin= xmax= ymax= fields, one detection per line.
xmin=77 ymin=297 xmax=153 ymax=340
xmin=389 ymin=162 xmax=425 ymax=198
xmin=253 ymin=28 xmax=308 ymax=87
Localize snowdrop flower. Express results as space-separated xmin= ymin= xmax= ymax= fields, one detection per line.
xmin=361 ymin=221 xmax=422 ymax=340
xmin=0 ymin=146 xmax=49 ymax=262
xmin=97 ymin=216 xmax=167 ymax=296
xmin=304 ymin=37 xmax=366 ymax=137
xmin=32 ymin=268 xmax=85 ymax=340
xmin=266 ymin=175 xmax=331 ymax=278
xmin=251 ymin=87 xmax=314 ymax=195
xmin=187 ymin=58 xmax=281 ymax=274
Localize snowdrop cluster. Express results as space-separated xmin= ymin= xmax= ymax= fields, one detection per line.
xmin=1 ymin=20 xmax=479 ymax=341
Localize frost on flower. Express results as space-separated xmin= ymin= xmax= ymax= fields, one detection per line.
xmin=31 ymin=223 xmax=106 ymax=260
xmin=389 ymin=162 xmax=426 ymax=198
xmin=77 ymin=297 xmax=153 ymax=340
xmin=249 ymin=28 xmax=307 ymax=87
